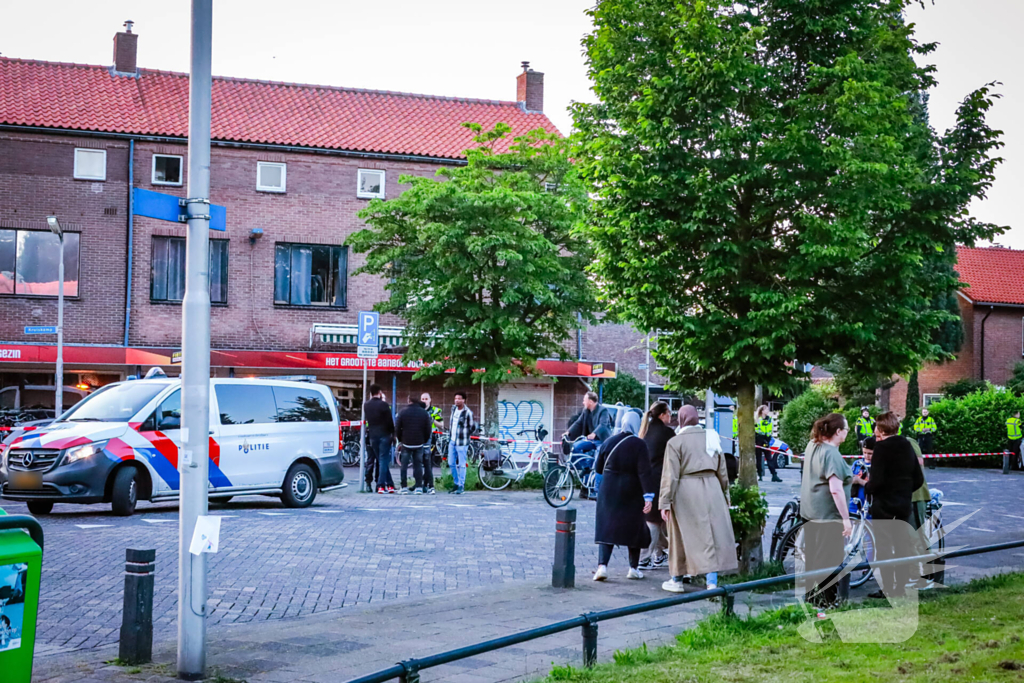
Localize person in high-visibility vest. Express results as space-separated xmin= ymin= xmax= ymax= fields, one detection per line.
xmin=754 ymin=405 xmax=781 ymax=482
xmin=421 ymin=392 xmax=444 ymax=494
xmin=912 ymin=408 xmax=937 ymax=455
xmin=855 ymin=408 xmax=874 ymax=447
xmin=1007 ymin=411 xmax=1022 ymax=469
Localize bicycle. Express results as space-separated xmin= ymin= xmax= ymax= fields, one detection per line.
xmin=542 ymin=437 xmax=598 ymax=508
xmin=478 ymin=428 xmax=557 ymax=491
xmin=340 ymin=426 xmax=361 ymax=467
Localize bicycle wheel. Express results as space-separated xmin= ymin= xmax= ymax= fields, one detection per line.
xmin=924 ymin=513 xmax=945 ymax=585
xmin=342 ymin=440 xmax=360 ymax=467
xmin=467 ymin=440 xmax=483 ymax=465
xmin=543 ymin=466 xmax=575 ymax=508
xmin=770 ymin=501 xmax=801 ymax=560
xmin=479 ymin=454 xmax=515 ymax=491
xmin=848 ymin=522 xmax=877 ymax=589
xmin=776 ymin=521 xmax=807 ymax=590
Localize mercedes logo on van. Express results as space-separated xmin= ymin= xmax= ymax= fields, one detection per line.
xmin=23 ymin=451 xmax=34 ymax=467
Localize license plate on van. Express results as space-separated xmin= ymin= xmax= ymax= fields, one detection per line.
xmin=10 ymin=471 xmax=43 ymax=490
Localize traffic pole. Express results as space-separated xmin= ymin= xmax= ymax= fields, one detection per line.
xmin=178 ymin=0 xmax=213 ymax=678
xmin=359 ymin=360 xmax=368 ymax=492
xmin=643 ymin=332 xmax=650 ymax=414
xmin=54 ymin=233 xmax=64 ymax=419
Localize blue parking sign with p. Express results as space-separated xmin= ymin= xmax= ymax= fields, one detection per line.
xmin=358 ymin=311 xmax=379 ymax=347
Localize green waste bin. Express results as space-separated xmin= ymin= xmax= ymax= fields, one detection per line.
xmin=0 ymin=509 xmax=43 ymax=683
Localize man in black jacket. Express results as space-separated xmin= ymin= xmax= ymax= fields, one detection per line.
xmin=865 ymin=411 xmax=925 ymax=599
xmin=396 ymin=395 xmax=434 ymax=495
xmin=364 ymin=384 xmax=395 ymax=493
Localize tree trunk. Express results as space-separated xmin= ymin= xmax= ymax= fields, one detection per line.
xmin=483 ymin=381 xmax=500 ymax=439
xmin=736 ymin=379 xmax=761 ymax=573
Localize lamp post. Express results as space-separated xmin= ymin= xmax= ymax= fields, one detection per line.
xmin=46 ymin=216 xmax=64 ymax=419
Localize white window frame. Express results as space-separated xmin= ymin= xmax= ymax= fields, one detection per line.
xmin=257 ymin=162 xmax=287 ymax=193
xmin=922 ymin=393 xmax=944 ymax=407
xmin=73 ymin=148 xmax=107 ymax=181
xmin=151 ymin=154 xmax=184 ymax=186
xmin=357 ymin=169 xmax=386 ymax=199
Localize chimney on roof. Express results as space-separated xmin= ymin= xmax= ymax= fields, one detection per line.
xmin=516 ymin=61 xmax=544 ymax=113
xmin=113 ymin=20 xmax=138 ymax=76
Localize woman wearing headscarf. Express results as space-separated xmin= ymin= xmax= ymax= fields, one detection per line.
xmin=592 ymin=411 xmax=655 ymax=581
xmin=660 ymin=405 xmax=737 ymax=592
xmin=638 ymin=402 xmax=674 ymax=570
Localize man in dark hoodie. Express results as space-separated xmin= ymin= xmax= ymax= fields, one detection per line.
xmin=364 ymin=384 xmax=395 ymax=493
xmin=396 ymin=394 xmax=434 ymax=495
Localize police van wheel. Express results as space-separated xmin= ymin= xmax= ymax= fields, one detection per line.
xmin=27 ymin=501 xmax=54 ymax=515
xmin=111 ymin=467 xmax=139 ymax=516
xmin=282 ymin=464 xmax=318 ymax=508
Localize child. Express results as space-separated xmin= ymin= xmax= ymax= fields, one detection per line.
xmin=849 ymin=436 xmax=874 ymax=514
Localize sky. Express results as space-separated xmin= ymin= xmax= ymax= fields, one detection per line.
xmin=1 ymin=0 xmax=1019 ymax=247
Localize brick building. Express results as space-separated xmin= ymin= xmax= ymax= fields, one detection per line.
xmin=890 ymin=246 xmax=1024 ymax=416
xmin=0 ymin=24 xmax=620 ymax=439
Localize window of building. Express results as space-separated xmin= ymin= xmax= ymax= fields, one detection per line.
xmin=151 ymin=236 xmax=228 ymax=303
xmin=922 ymin=393 xmax=944 ymax=407
xmin=152 ymin=154 xmax=183 ymax=185
xmin=257 ymin=162 xmax=287 ymax=192
xmin=216 ymin=384 xmax=278 ymax=425
xmin=0 ymin=229 xmax=80 ymax=297
xmin=273 ymin=386 xmax=333 ymax=422
xmin=74 ymin=148 xmax=107 ymax=180
xmin=274 ymin=243 xmax=347 ymax=307
xmin=357 ymin=169 xmax=385 ymax=199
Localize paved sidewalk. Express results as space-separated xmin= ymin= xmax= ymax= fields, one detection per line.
xmin=32 ymin=568 xmax=788 ymax=683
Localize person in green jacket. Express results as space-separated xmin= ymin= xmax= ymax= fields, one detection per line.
xmin=912 ymin=409 xmax=937 ymax=455
xmin=1007 ymin=411 xmax=1022 ymax=469
xmin=855 ymin=408 xmax=874 ymax=448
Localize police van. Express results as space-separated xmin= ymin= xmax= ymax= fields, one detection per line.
xmin=0 ymin=377 xmax=344 ymax=515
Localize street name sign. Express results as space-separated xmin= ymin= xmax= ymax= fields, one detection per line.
xmin=24 ymin=326 xmax=57 ymax=335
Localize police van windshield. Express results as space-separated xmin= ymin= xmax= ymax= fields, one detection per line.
xmin=57 ymin=382 xmax=169 ymax=423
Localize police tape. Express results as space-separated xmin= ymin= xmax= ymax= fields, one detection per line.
xmin=790 ymin=451 xmax=1008 ymax=461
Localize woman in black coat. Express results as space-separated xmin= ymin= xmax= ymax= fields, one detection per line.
xmin=864 ymin=412 xmax=925 ymax=599
xmin=592 ymin=411 xmax=655 ymax=581
xmin=639 ymin=402 xmax=674 ymax=569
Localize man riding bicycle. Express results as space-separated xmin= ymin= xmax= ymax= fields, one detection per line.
xmin=563 ymin=391 xmax=614 ymax=499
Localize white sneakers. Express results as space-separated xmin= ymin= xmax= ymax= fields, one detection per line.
xmin=661 ymin=578 xmax=687 ymax=593
xmin=594 ymin=565 xmax=646 ymax=581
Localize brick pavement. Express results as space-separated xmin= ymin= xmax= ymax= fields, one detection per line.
xmin=11 ymin=465 xmax=1024 ymax=681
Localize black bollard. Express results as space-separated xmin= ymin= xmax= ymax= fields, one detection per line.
xmin=1004 ymin=453 xmax=1011 ymax=475
xmin=552 ymin=508 xmax=577 ymax=588
xmin=119 ymin=548 xmax=155 ymax=665
xmin=582 ymin=617 xmax=598 ymax=667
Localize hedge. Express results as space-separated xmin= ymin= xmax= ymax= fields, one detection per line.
xmin=927 ymin=388 xmax=1024 ymax=456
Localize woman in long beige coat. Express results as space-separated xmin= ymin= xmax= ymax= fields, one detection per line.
xmin=659 ymin=405 xmax=737 ymax=592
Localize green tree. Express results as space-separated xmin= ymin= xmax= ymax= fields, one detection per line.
xmin=347 ymin=124 xmax=599 ymax=436
xmin=1005 ymin=362 xmax=1024 ymax=397
xmin=572 ymin=0 xmax=1003 ymax=566
xmin=601 ymin=373 xmax=645 ymax=408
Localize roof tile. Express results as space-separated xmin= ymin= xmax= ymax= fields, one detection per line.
xmin=0 ymin=58 xmax=559 ymax=159
xmin=956 ymin=246 xmax=1024 ymax=306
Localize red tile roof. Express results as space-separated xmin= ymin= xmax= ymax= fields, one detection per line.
xmin=956 ymin=246 xmax=1024 ymax=306
xmin=0 ymin=58 xmax=559 ymax=159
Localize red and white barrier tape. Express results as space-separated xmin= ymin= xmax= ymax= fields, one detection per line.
xmin=792 ymin=451 xmax=1007 ymax=460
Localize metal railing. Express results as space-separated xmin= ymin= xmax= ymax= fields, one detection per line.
xmin=344 ymin=538 xmax=1024 ymax=683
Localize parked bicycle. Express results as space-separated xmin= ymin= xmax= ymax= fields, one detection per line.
xmin=478 ymin=428 xmax=556 ymax=491
xmin=542 ymin=437 xmax=598 ymax=508
xmin=773 ymin=489 xmax=945 ymax=590
xmin=340 ymin=426 xmax=361 ymax=467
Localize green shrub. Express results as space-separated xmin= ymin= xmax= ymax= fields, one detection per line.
xmin=939 ymin=377 xmax=988 ymax=400
xmin=1006 ymin=362 xmax=1024 ymax=397
xmin=601 ymin=372 xmax=645 ymax=408
xmin=927 ymin=388 xmax=1024 ymax=458
xmin=728 ymin=483 xmax=768 ymax=541
xmin=778 ymin=387 xmax=838 ymax=450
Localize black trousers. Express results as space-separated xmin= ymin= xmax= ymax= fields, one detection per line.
xmin=400 ymin=446 xmax=428 ymax=491
xmin=872 ymin=513 xmax=918 ymax=597
xmin=756 ymin=434 xmax=777 ymax=477
xmin=598 ymin=543 xmax=641 ymax=569
xmin=917 ymin=433 xmax=934 ymax=455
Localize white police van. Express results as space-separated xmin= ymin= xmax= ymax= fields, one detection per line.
xmin=0 ymin=377 xmax=344 ymax=515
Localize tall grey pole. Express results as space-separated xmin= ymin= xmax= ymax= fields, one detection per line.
xmin=54 ymin=235 xmax=64 ymax=419
xmin=178 ymin=0 xmax=212 ymax=678
xmin=359 ymin=361 xmax=368 ymax=492
xmin=643 ymin=332 xmax=650 ymax=414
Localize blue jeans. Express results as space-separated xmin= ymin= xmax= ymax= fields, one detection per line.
xmin=373 ymin=435 xmax=393 ymax=490
xmin=449 ymin=440 xmax=469 ymax=489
